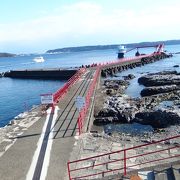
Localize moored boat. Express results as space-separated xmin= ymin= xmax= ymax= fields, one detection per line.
xmin=33 ymin=56 xmax=45 ymax=63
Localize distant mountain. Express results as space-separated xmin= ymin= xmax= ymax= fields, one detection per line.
xmin=46 ymin=39 xmax=180 ymax=53
xmin=0 ymin=53 xmax=16 ymax=58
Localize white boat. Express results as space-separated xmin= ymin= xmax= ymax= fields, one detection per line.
xmin=117 ymin=45 xmax=126 ymax=58
xmin=33 ymin=56 xmax=45 ymax=63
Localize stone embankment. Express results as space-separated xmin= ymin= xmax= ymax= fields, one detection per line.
xmin=101 ymin=53 xmax=172 ymax=78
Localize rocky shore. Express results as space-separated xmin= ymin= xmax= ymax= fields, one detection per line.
xmin=93 ymin=70 xmax=180 ymax=138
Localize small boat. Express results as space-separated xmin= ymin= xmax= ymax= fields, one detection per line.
xmin=33 ymin=56 xmax=45 ymax=63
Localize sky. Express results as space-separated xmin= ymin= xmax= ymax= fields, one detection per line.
xmin=0 ymin=0 xmax=180 ymax=53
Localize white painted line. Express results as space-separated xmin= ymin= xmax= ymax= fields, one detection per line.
xmin=40 ymin=106 xmax=59 ymax=180
xmin=26 ymin=108 xmax=52 ymax=180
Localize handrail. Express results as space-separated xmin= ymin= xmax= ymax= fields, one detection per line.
xmin=67 ymin=135 xmax=180 ymax=180
xmin=53 ymin=68 xmax=86 ymax=103
xmin=77 ymin=68 xmax=100 ymax=135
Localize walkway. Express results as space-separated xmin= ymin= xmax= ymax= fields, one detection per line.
xmin=0 ymin=69 xmax=95 ymax=180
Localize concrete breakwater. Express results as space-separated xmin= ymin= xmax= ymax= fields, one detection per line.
xmin=101 ymin=53 xmax=172 ymax=78
xmin=3 ymin=68 xmax=77 ymax=79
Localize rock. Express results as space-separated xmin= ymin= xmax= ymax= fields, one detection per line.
xmin=96 ymin=108 xmax=118 ymax=117
xmin=104 ymin=80 xmax=129 ymax=94
xmin=104 ymin=79 xmax=129 ymax=87
xmin=93 ymin=117 xmax=112 ymax=126
xmin=116 ymin=111 xmax=133 ymax=123
xmin=138 ymin=71 xmax=180 ymax=87
xmin=133 ymin=110 xmax=180 ymax=128
xmin=123 ymin=74 xmax=136 ymax=80
xmin=173 ymin=65 xmax=179 ymax=68
xmin=140 ymin=85 xmax=180 ymax=96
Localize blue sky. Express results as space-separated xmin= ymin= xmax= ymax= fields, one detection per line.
xmin=0 ymin=0 xmax=180 ymax=53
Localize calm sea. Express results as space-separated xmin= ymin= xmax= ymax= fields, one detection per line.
xmin=0 ymin=45 xmax=179 ymax=127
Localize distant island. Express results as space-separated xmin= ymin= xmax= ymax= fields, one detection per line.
xmin=46 ymin=39 xmax=180 ymax=53
xmin=0 ymin=53 xmax=15 ymax=58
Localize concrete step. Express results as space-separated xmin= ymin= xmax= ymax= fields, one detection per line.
xmin=172 ymin=165 xmax=180 ymax=180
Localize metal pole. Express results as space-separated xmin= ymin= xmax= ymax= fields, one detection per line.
xmin=67 ymin=162 xmax=71 ymax=180
xmin=124 ymin=150 xmax=126 ymax=176
xmin=78 ymin=114 xmax=81 ymax=135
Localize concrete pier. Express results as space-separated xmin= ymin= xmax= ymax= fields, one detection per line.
xmin=4 ymin=68 xmax=77 ymax=79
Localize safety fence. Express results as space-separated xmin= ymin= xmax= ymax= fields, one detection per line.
xmin=53 ymin=68 xmax=86 ymax=103
xmin=67 ymin=135 xmax=180 ymax=180
xmin=77 ymin=68 xmax=100 ymax=135
xmin=97 ymin=53 xmax=154 ymax=68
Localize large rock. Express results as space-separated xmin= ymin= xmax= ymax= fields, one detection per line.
xmin=134 ymin=110 xmax=180 ymax=128
xmin=104 ymin=80 xmax=130 ymax=95
xmin=140 ymin=85 xmax=180 ymax=96
xmin=138 ymin=71 xmax=180 ymax=86
xmin=104 ymin=79 xmax=129 ymax=87
xmin=123 ymin=74 xmax=136 ymax=80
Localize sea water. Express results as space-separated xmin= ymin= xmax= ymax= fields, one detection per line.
xmin=0 ymin=49 xmax=116 ymax=127
xmin=0 ymin=45 xmax=179 ymax=127
xmin=109 ymin=44 xmax=180 ymax=97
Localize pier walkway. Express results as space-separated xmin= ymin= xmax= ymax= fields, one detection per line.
xmin=0 ymin=52 xmax=174 ymax=180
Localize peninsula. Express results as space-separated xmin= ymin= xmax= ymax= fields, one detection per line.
xmin=46 ymin=39 xmax=180 ymax=53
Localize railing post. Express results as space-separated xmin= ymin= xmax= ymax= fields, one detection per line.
xmin=78 ymin=115 xmax=81 ymax=135
xmin=124 ymin=150 xmax=127 ymax=176
xmin=67 ymin=161 xmax=71 ymax=180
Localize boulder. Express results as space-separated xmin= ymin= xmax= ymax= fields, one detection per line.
xmin=93 ymin=117 xmax=112 ymax=126
xmin=140 ymin=85 xmax=180 ymax=96
xmin=138 ymin=71 xmax=180 ymax=87
xmin=133 ymin=110 xmax=180 ymax=128
xmin=123 ymin=74 xmax=136 ymax=80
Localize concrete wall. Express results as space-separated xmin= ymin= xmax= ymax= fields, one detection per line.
xmin=4 ymin=69 xmax=77 ymax=80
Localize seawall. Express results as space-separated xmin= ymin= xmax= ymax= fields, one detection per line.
xmin=100 ymin=53 xmax=172 ymax=77
xmin=4 ymin=69 xmax=77 ymax=80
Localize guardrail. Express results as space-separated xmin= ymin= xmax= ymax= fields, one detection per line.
xmin=77 ymin=68 xmax=100 ymax=135
xmin=67 ymin=135 xmax=180 ymax=180
xmin=53 ymin=68 xmax=86 ymax=103
xmin=97 ymin=53 xmax=155 ymax=68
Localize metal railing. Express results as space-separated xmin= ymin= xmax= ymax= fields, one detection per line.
xmin=77 ymin=68 xmax=100 ymax=135
xmin=53 ymin=68 xmax=86 ymax=103
xmin=67 ymin=135 xmax=180 ymax=180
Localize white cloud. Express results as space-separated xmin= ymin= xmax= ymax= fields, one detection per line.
xmin=0 ymin=1 xmax=180 ymax=52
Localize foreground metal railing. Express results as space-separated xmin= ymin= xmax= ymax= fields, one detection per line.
xmin=67 ymin=135 xmax=180 ymax=179
xmin=77 ymin=68 xmax=100 ymax=135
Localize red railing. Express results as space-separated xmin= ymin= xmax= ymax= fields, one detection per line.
xmin=97 ymin=53 xmax=155 ymax=68
xmin=67 ymin=135 xmax=180 ymax=180
xmin=77 ymin=68 xmax=100 ymax=135
xmin=53 ymin=68 xmax=86 ymax=103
